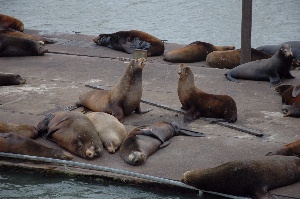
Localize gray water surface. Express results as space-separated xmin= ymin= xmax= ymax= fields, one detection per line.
xmin=1 ymin=0 xmax=299 ymax=48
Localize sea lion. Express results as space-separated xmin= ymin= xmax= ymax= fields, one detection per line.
xmin=0 ymin=29 xmax=55 ymax=44
xmin=0 ymin=122 xmax=37 ymax=138
xmin=256 ymin=41 xmax=300 ymax=69
xmin=163 ymin=41 xmax=235 ymax=63
xmin=266 ymin=140 xmax=300 ymax=157
xmin=275 ymin=84 xmax=300 ymax=105
xmin=0 ymin=35 xmax=48 ymax=57
xmin=206 ymin=48 xmax=271 ymax=69
xmin=177 ymin=64 xmax=237 ymax=123
xmin=0 ymin=132 xmax=73 ymax=160
xmin=93 ymin=30 xmax=164 ymax=56
xmin=36 ymin=111 xmax=103 ymax=159
xmin=0 ymin=14 xmax=24 ymax=32
xmin=120 ymin=121 xmax=205 ymax=166
xmin=78 ymin=58 xmax=150 ymax=122
xmin=85 ymin=112 xmax=127 ymax=154
xmin=275 ymin=84 xmax=300 ymax=117
xmin=181 ymin=156 xmax=300 ymax=199
xmin=225 ymin=44 xmax=295 ymax=85
xmin=0 ymin=73 xmax=26 ymax=86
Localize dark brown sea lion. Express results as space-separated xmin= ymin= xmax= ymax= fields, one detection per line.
xmin=0 ymin=73 xmax=26 ymax=86
xmin=266 ymin=140 xmax=300 ymax=157
xmin=86 ymin=112 xmax=127 ymax=154
xmin=93 ymin=30 xmax=164 ymax=56
xmin=0 ymin=29 xmax=55 ymax=44
xmin=181 ymin=156 xmax=300 ymax=199
xmin=37 ymin=111 xmax=103 ymax=159
xmin=0 ymin=14 xmax=24 ymax=32
xmin=78 ymin=58 xmax=150 ymax=122
xmin=0 ymin=35 xmax=48 ymax=57
xmin=225 ymin=44 xmax=295 ymax=85
xmin=206 ymin=48 xmax=271 ymax=69
xmin=0 ymin=132 xmax=73 ymax=160
xmin=163 ymin=41 xmax=235 ymax=63
xmin=0 ymin=122 xmax=37 ymax=138
xmin=120 ymin=121 xmax=205 ymax=166
xmin=177 ymin=64 xmax=237 ymax=123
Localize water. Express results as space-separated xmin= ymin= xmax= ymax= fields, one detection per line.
xmin=0 ymin=0 xmax=299 ymax=48
xmin=0 ymin=169 xmax=202 ymax=199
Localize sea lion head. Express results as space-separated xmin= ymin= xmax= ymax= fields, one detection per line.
xmin=14 ymin=74 xmax=26 ymax=84
xmin=78 ymin=140 xmax=102 ymax=159
xmin=178 ymin=63 xmax=194 ymax=82
xmin=279 ymin=44 xmax=294 ymax=59
xmin=127 ymin=151 xmax=146 ymax=166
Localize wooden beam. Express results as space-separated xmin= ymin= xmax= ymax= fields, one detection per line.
xmin=240 ymin=0 xmax=252 ymax=64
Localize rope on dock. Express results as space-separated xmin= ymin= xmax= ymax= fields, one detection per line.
xmin=0 ymin=152 xmax=246 ymax=199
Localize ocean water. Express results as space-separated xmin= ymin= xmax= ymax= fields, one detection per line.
xmin=0 ymin=0 xmax=299 ymax=48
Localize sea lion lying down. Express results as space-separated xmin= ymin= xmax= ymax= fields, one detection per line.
xmin=120 ymin=121 xmax=205 ymax=166
xmin=37 ymin=111 xmax=103 ymax=159
xmin=182 ymin=156 xmax=300 ymax=199
xmin=0 ymin=132 xmax=73 ymax=160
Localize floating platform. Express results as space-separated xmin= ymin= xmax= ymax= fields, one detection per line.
xmin=1 ymin=30 xmax=300 ymax=198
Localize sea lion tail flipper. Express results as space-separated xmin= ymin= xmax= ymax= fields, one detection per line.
xmin=160 ymin=140 xmax=171 ymax=148
xmin=224 ymin=72 xmax=239 ymax=83
xmin=121 ymin=41 xmax=137 ymax=54
xmin=36 ymin=113 xmax=55 ymax=136
xmin=134 ymin=105 xmax=153 ymax=114
xmin=177 ymin=128 xmax=205 ymax=137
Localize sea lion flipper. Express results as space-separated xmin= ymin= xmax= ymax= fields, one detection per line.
xmin=160 ymin=140 xmax=171 ymax=148
xmin=269 ymin=73 xmax=281 ymax=85
xmin=177 ymin=128 xmax=205 ymax=137
xmin=292 ymin=85 xmax=300 ymax=97
xmin=134 ymin=105 xmax=152 ymax=114
xmin=121 ymin=41 xmax=137 ymax=54
xmin=36 ymin=113 xmax=55 ymax=135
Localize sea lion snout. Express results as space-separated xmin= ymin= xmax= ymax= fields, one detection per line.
xmin=128 ymin=151 xmax=146 ymax=166
xmin=281 ymin=44 xmax=293 ymax=58
xmin=85 ymin=145 xmax=101 ymax=159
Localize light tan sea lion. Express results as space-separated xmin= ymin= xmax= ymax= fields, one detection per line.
xmin=0 ymin=29 xmax=55 ymax=44
xmin=182 ymin=156 xmax=300 ymax=199
xmin=163 ymin=41 xmax=235 ymax=63
xmin=86 ymin=112 xmax=127 ymax=154
xmin=0 ymin=132 xmax=73 ymax=160
xmin=78 ymin=58 xmax=150 ymax=122
xmin=177 ymin=64 xmax=237 ymax=123
xmin=36 ymin=111 xmax=103 ymax=159
xmin=266 ymin=139 xmax=300 ymax=157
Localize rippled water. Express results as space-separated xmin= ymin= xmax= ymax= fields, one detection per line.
xmin=1 ymin=0 xmax=299 ymax=48
xmin=0 ymin=169 xmax=203 ymax=199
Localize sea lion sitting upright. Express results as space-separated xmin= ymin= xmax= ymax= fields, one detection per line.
xmin=225 ymin=44 xmax=295 ymax=85
xmin=93 ymin=30 xmax=164 ymax=56
xmin=37 ymin=111 xmax=103 ymax=159
xmin=0 ymin=35 xmax=48 ymax=57
xmin=120 ymin=121 xmax=205 ymax=166
xmin=275 ymin=84 xmax=300 ymax=117
xmin=86 ymin=112 xmax=127 ymax=154
xmin=177 ymin=64 xmax=237 ymax=123
xmin=163 ymin=41 xmax=235 ymax=63
xmin=181 ymin=156 xmax=300 ymax=199
xmin=0 ymin=14 xmax=24 ymax=32
xmin=0 ymin=132 xmax=73 ymax=160
xmin=206 ymin=48 xmax=271 ymax=69
xmin=0 ymin=73 xmax=26 ymax=86
xmin=266 ymin=139 xmax=300 ymax=157
xmin=78 ymin=58 xmax=150 ymax=122
xmin=0 ymin=122 xmax=37 ymax=138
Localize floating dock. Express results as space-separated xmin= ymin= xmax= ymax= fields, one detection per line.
xmin=0 ymin=30 xmax=300 ymax=198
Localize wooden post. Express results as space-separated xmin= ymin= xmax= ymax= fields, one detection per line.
xmin=240 ymin=0 xmax=252 ymax=64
